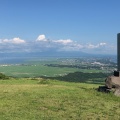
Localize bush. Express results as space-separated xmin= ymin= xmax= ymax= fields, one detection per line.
xmin=0 ymin=73 xmax=9 ymax=79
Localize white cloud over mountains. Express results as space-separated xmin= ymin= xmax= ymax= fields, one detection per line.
xmin=86 ymin=42 xmax=106 ymax=49
xmin=1 ymin=37 xmax=26 ymax=44
xmin=36 ymin=34 xmax=47 ymax=42
xmin=0 ymin=34 xmax=116 ymax=54
xmin=53 ymin=39 xmax=73 ymax=45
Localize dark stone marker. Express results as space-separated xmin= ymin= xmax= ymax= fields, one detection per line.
xmin=117 ymin=33 xmax=120 ymax=72
xmin=98 ymin=33 xmax=120 ymax=96
xmin=114 ymin=71 xmax=119 ymax=77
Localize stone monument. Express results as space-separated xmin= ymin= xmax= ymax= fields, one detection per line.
xmin=98 ymin=33 xmax=120 ymax=96
xmin=117 ymin=33 xmax=120 ymax=72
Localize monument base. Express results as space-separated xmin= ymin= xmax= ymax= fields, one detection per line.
xmin=98 ymin=75 xmax=120 ymax=96
xmin=114 ymin=71 xmax=120 ymax=77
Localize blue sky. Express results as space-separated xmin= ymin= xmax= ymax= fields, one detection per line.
xmin=0 ymin=0 xmax=120 ymax=55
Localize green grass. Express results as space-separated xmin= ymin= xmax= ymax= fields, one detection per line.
xmin=0 ymin=65 xmax=78 ymax=78
xmin=0 ymin=64 xmax=103 ymax=78
xmin=0 ymin=78 xmax=120 ymax=120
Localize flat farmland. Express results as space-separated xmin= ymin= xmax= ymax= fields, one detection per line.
xmin=0 ymin=64 xmax=83 ymax=78
xmin=0 ymin=58 xmax=104 ymax=78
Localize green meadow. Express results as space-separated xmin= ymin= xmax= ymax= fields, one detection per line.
xmin=0 ymin=78 xmax=120 ymax=120
xmin=0 ymin=59 xmax=104 ymax=78
xmin=0 ymin=58 xmax=119 ymax=120
xmin=0 ymin=64 xmax=83 ymax=78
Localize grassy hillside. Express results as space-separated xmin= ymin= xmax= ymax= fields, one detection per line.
xmin=0 ymin=78 xmax=120 ymax=120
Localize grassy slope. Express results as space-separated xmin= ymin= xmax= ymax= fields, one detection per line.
xmin=0 ymin=79 xmax=120 ymax=120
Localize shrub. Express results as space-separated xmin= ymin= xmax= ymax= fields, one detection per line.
xmin=0 ymin=73 xmax=9 ymax=79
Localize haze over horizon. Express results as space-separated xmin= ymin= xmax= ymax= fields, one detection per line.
xmin=0 ymin=0 xmax=120 ymax=55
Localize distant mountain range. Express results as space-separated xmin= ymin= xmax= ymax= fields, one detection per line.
xmin=0 ymin=51 xmax=88 ymax=58
xmin=0 ymin=51 xmax=116 ymax=64
xmin=0 ymin=50 xmax=116 ymax=58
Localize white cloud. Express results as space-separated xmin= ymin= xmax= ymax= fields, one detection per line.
xmin=86 ymin=42 xmax=107 ymax=49
xmin=36 ymin=34 xmax=47 ymax=41
xmin=2 ymin=37 xmax=26 ymax=44
xmin=35 ymin=35 xmax=109 ymax=53
xmin=2 ymin=39 xmax=9 ymax=43
xmin=86 ymin=43 xmax=98 ymax=49
xmin=53 ymin=39 xmax=73 ymax=45
xmin=99 ymin=42 xmax=106 ymax=46
xmin=12 ymin=38 xmax=26 ymax=44
xmin=0 ymin=34 xmax=116 ymax=54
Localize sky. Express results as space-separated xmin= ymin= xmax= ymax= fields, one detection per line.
xmin=0 ymin=0 xmax=120 ymax=55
